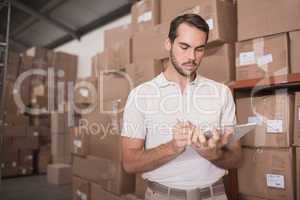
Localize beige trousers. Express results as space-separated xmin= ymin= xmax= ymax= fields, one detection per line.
xmin=144 ymin=187 xmax=228 ymax=200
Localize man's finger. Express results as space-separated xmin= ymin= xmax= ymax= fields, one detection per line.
xmin=221 ymin=130 xmax=233 ymax=146
xmin=198 ymin=133 xmax=208 ymax=147
xmin=192 ymin=127 xmax=199 ymax=144
xmin=211 ymin=129 xmax=220 ymax=143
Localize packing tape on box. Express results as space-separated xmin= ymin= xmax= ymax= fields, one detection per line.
xmin=253 ymin=38 xmax=270 ymax=73
xmin=248 ymin=97 xmax=267 ymax=144
xmin=76 ymin=190 xmax=87 ymax=200
xmin=250 ymin=96 xmax=267 ymax=146
xmin=252 ymin=148 xmax=264 ymax=163
xmin=180 ymin=5 xmax=200 ymax=15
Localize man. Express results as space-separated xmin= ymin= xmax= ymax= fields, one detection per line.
xmin=121 ymin=14 xmax=242 ymax=200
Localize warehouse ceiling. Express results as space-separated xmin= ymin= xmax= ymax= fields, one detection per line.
xmin=0 ymin=0 xmax=133 ymax=53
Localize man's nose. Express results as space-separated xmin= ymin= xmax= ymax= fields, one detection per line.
xmin=187 ymin=49 xmax=196 ymax=60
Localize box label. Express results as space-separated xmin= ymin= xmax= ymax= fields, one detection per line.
xmin=74 ymin=139 xmax=82 ymax=148
xmin=266 ymin=120 xmax=283 ymax=133
xmin=76 ymin=190 xmax=87 ymax=200
xmin=138 ymin=11 xmax=152 ymax=23
xmin=266 ymin=174 xmax=285 ymax=189
xmin=33 ymin=131 xmax=39 ymax=137
xmin=80 ymin=89 xmax=89 ymax=97
xmin=257 ymin=54 xmax=273 ymax=66
xmin=22 ymin=169 xmax=27 ymax=174
xmin=206 ymin=19 xmax=214 ymax=30
xmin=239 ymin=52 xmax=256 ymax=66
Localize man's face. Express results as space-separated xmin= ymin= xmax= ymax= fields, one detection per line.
xmin=166 ymin=23 xmax=207 ymax=78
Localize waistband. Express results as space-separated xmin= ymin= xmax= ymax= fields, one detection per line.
xmin=146 ymin=179 xmax=226 ymax=199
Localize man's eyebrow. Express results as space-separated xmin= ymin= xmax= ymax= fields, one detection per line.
xmin=195 ymin=44 xmax=206 ymax=49
xmin=178 ymin=42 xmax=206 ymax=49
xmin=178 ymin=42 xmax=190 ymax=47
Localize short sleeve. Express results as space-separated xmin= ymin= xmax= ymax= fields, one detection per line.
xmin=221 ymin=86 xmax=236 ymax=126
xmin=121 ymin=88 xmax=147 ymax=139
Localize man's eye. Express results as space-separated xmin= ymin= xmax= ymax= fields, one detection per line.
xmin=195 ymin=48 xmax=204 ymax=52
xmin=180 ymin=46 xmax=188 ymax=50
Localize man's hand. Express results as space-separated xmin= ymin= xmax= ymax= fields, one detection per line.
xmin=170 ymin=121 xmax=195 ymax=154
xmin=191 ymin=127 xmax=233 ymax=161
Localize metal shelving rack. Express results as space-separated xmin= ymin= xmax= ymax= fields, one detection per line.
xmin=0 ymin=0 xmax=11 ymax=183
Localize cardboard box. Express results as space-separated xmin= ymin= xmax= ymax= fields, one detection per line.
xmin=7 ymin=51 xmax=20 ymax=80
xmin=73 ymin=156 xmax=134 ymax=195
xmin=235 ymin=33 xmax=289 ymax=81
xmin=239 ymin=194 xmax=269 ymax=200
xmin=25 ymin=47 xmax=55 ymax=62
xmin=3 ymin=79 xmax=29 ymax=114
xmin=2 ymin=125 xmax=27 ymax=137
xmin=198 ymin=43 xmax=235 ymax=84
xmin=91 ymin=183 xmax=123 ymax=200
xmin=47 ymin=164 xmax=72 ymax=185
xmin=296 ymin=148 xmax=300 ymax=200
xmin=132 ymin=22 xmax=169 ymax=62
xmin=18 ymin=165 xmax=34 ymax=176
xmin=19 ymin=55 xmax=33 ymax=74
xmin=18 ymin=149 xmax=34 ymax=166
xmin=2 ymin=136 xmax=39 ymax=150
xmin=74 ymin=77 xmax=98 ymax=106
xmin=236 ymin=93 xmax=294 ymax=147
xmin=294 ymin=92 xmax=300 ymax=146
xmin=104 ymin=24 xmax=135 ymax=48
xmin=160 ymin=0 xmax=237 ymax=45
xmin=92 ymin=46 xmax=131 ymax=73
xmin=237 ymin=0 xmax=300 ymax=41
xmin=27 ymin=126 xmax=50 ymax=137
xmin=1 ymin=164 xmax=19 ymax=177
xmin=51 ymin=134 xmax=71 ymax=164
xmin=52 ymin=51 xmax=78 ymax=82
xmin=1 ymin=149 xmax=18 ymax=177
xmin=37 ymin=146 xmax=51 ymax=174
xmin=122 ymin=194 xmax=143 ymax=200
xmin=70 ymin=127 xmax=89 ymax=157
xmin=51 ymin=112 xmax=68 ymax=135
xmin=135 ymin=174 xmax=147 ymax=199
xmin=126 ymin=59 xmax=164 ymax=87
xmin=131 ymin=0 xmax=160 ymax=31
xmin=99 ymin=71 xmax=131 ymax=104
xmin=290 ymin=30 xmax=300 ymax=74
xmin=238 ymin=148 xmax=295 ymax=200
xmin=73 ymin=176 xmax=90 ymax=200
xmin=30 ymin=115 xmax=51 ymax=127
xmin=80 ymin=100 xmax=124 ymax=158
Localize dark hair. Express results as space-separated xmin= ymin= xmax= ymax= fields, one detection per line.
xmin=168 ymin=14 xmax=209 ymax=44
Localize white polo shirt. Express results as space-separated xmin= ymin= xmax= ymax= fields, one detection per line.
xmin=121 ymin=73 xmax=236 ymax=190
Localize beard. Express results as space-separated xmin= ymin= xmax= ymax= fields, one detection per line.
xmin=170 ymin=47 xmax=199 ymax=80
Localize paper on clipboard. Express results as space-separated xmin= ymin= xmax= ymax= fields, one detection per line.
xmin=225 ymin=123 xmax=256 ymax=147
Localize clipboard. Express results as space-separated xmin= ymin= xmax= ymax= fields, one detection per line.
xmin=225 ymin=123 xmax=256 ymax=147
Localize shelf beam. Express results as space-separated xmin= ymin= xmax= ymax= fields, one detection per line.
xmin=229 ymin=73 xmax=300 ymax=91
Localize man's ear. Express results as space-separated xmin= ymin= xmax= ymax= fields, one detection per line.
xmin=165 ymin=38 xmax=172 ymax=51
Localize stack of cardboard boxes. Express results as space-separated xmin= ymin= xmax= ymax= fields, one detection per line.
xmin=72 ymin=0 xmax=300 ymax=199
xmin=71 ymin=0 xmax=239 ymax=199
xmin=161 ymin=0 xmax=237 ymax=84
xmin=1 ymin=51 xmax=36 ymax=178
xmin=1 ymin=47 xmax=78 ymax=181
xmin=235 ymin=0 xmax=300 ymax=199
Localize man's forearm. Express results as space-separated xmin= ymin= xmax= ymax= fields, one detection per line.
xmin=124 ymin=142 xmax=181 ymax=173
xmin=211 ymin=147 xmax=242 ymax=169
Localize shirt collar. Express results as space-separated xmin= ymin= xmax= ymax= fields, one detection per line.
xmin=154 ymin=72 xmax=204 ymax=88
